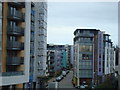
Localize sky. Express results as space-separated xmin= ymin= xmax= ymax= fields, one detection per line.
xmin=47 ymin=2 xmax=118 ymax=45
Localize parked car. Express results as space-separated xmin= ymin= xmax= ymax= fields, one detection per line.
xmin=80 ymin=85 xmax=85 ymax=89
xmin=66 ymin=70 xmax=69 ymax=74
xmin=60 ymin=75 xmax=64 ymax=80
xmin=84 ymin=84 xmax=88 ymax=87
xmin=56 ymin=76 xmax=61 ymax=82
xmin=75 ymin=84 xmax=88 ymax=89
xmin=62 ymin=71 xmax=66 ymax=76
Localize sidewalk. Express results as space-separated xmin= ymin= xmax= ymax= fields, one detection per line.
xmin=47 ymin=77 xmax=56 ymax=83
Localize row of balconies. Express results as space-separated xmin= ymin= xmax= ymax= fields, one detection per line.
xmin=7 ymin=25 xmax=24 ymax=36
xmin=8 ymin=10 xmax=25 ymax=22
xmin=6 ymin=57 xmax=24 ymax=65
xmin=7 ymin=41 xmax=24 ymax=50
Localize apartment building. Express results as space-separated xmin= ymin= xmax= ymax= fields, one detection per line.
xmin=73 ymin=29 xmax=115 ymax=86
xmin=115 ymin=46 xmax=120 ymax=90
xmin=47 ymin=44 xmax=63 ymax=76
xmin=0 ymin=2 xmax=31 ymax=89
xmin=103 ymin=34 xmax=115 ymax=78
xmin=116 ymin=1 xmax=120 ymax=90
xmin=47 ymin=50 xmax=55 ymax=76
xmin=65 ymin=45 xmax=73 ymax=69
xmin=0 ymin=2 xmax=2 ymax=73
xmin=27 ymin=2 xmax=47 ymax=89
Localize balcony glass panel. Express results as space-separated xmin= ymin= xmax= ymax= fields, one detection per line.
xmin=8 ymin=25 xmax=24 ymax=36
xmin=6 ymin=57 xmax=24 ymax=65
xmin=7 ymin=41 xmax=24 ymax=50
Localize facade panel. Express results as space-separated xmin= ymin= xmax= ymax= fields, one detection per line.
xmin=0 ymin=2 xmax=2 ymax=73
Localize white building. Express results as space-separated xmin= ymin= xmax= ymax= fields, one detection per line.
xmin=103 ymin=34 xmax=115 ymax=76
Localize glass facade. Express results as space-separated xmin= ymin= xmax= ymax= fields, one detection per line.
xmin=0 ymin=2 xmax=2 ymax=72
xmin=79 ymin=70 xmax=92 ymax=78
xmin=78 ymin=35 xmax=93 ymax=79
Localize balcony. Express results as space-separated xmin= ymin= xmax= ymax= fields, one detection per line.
xmin=8 ymin=10 xmax=25 ymax=22
xmin=7 ymin=25 xmax=24 ymax=36
xmin=30 ymin=35 xmax=34 ymax=42
xmin=8 ymin=2 xmax=25 ymax=8
xmin=31 ymin=25 xmax=35 ymax=32
xmin=1 ymin=72 xmax=24 ymax=76
xmin=75 ymin=33 xmax=94 ymax=38
xmin=38 ymin=30 xmax=44 ymax=36
xmin=7 ymin=41 xmax=24 ymax=50
xmin=6 ymin=57 xmax=24 ymax=65
xmin=31 ymin=15 xmax=35 ymax=22
xmin=39 ymin=16 xmax=47 ymax=22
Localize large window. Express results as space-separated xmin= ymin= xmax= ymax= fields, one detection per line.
xmin=79 ymin=45 xmax=92 ymax=52
xmin=82 ymin=54 xmax=93 ymax=60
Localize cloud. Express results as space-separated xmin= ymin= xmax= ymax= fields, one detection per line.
xmin=48 ymin=2 xmax=118 ymax=45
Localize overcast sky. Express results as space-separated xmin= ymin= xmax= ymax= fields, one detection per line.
xmin=47 ymin=2 xmax=118 ymax=45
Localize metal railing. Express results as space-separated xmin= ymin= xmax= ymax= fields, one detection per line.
xmin=7 ymin=41 xmax=24 ymax=50
xmin=1 ymin=72 xmax=24 ymax=76
xmin=6 ymin=57 xmax=24 ymax=65
xmin=8 ymin=25 xmax=24 ymax=36
xmin=8 ymin=10 xmax=25 ymax=21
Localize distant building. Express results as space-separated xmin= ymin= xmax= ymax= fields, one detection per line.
xmin=47 ymin=44 xmax=64 ymax=76
xmin=116 ymin=2 xmax=120 ymax=90
xmin=47 ymin=44 xmax=73 ymax=76
xmin=103 ymin=34 xmax=115 ymax=78
xmin=65 ymin=45 xmax=74 ymax=69
xmin=73 ymin=29 xmax=115 ymax=86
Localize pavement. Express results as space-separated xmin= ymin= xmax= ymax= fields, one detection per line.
xmin=47 ymin=77 xmax=56 ymax=83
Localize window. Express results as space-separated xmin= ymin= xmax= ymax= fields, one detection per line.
xmin=82 ymin=54 xmax=93 ymax=60
xmin=80 ymin=45 xmax=92 ymax=52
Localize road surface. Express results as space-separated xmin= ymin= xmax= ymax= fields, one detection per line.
xmin=58 ymin=71 xmax=75 ymax=88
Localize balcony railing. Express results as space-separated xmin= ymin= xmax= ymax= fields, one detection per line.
xmin=1 ymin=72 xmax=24 ymax=76
xmin=39 ymin=16 xmax=47 ymax=22
xmin=31 ymin=25 xmax=35 ymax=32
xmin=8 ymin=10 xmax=25 ymax=21
xmin=31 ymin=15 xmax=35 ymax=22
xmin=8 ymin=2 xmax=25 ymax=8
xmin=6 ymin=57 xmax=24 ymax=65
xmin=30 ymin=35 xmax=34 ymax=42
xmin=7 ymin=41 xmax=24 ymax=50
xmin=8 ymin=25 xmax=24 ymax=36
xmin=75 ymin=33 xmax=94 ymax=37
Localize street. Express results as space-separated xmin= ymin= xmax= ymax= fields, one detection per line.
xmin=47 ymin=70 xmax=87 ymax=90
xmin=58 ymin=70 xmax=75 ymax=88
